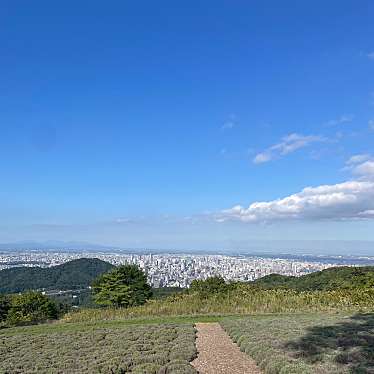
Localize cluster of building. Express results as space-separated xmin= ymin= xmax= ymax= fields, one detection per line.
xmin=0 ymin=251 xmax=347 ymax=287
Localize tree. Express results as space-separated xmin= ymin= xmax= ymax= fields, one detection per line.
xmin=189 ymin=276 xmax=227 ymax=298
xmin=92 ymin=265 xmax=152 ymax=308
xmin=0 ymin=294 xmax=10 ymax=323
xmin=6 ymin=291 xmax=58 ymax=326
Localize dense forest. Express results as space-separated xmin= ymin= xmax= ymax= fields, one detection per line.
xmin=253 ymin=266 xmax=374 ymax=291
xmin=0 ymin=258 xmax=114 ymax=293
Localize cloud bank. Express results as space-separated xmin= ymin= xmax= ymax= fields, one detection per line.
xmin=220 ymin=156 xmax=374 ymax=223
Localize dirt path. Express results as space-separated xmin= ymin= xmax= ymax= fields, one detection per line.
xmin=191 ymin=322 xmax=262 ymax=374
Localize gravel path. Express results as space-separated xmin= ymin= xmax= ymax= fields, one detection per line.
xmin=191 ymin=323 xmax=262 ymax=374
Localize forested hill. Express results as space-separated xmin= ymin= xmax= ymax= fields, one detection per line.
xmin=0 ymin=258 xmax=114 ymax=293
xmin=254 ymin=266 xmax=374 ymax=291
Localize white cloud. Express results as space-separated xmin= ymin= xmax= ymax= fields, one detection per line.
xmin=219 ymin=155 xmax=374 ymax=223
xmin=352 ymin=160 xmax=374 ymax=179
xmin=368 ymin=52 xmax=374 ymax=60
xmin=346 ymin=154 xmax=371 ymax=165
xmin=359 ymin=210 xmax=374 ymax=218
xmin=253 ymin=152 xmax=272 ymax=164
xmin=369 ymin=119 xmax=374 ymax=131
xmin=253 ymin=133 xmax=324 ymax=164
xmin=221 ymin=114 xmax=237 ymax=131
xmin=325 ymin=114 xmax=354 ymax=127
xmin=218 ymin=181 xmax=374 ymax=223
xmin=221 ymin=121 xmax=235 ymax=130
xmin=345 ymin=155 xmax=374 ymax=180
xmin=115 ymin=217 xmax=131 ymax=223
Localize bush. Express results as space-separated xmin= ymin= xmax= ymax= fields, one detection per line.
xmin=0 ymin=294 xmax=10 ymax=323
xmin=164 ymin=360 xmax=198 ymax=374
xmin=189 ymin=276 xmax=227 ymax=298
xmin=5 ymin=291 xmax=58 ymax=326
xmin=132 ymin=363 xmax=162 ymax=374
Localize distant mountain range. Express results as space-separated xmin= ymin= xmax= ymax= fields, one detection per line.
xmin=1 ymin=239 xmax=374 ymax=256
xmin=0 ymin=258 xmax=114 ymax=293
xmin=0 ymin=240 xmax=118 ymax=251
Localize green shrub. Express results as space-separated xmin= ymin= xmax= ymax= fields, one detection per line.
xmin=6 ymin=291 xmax=58 ymax=326
xmin=0 ymin=295 xmax=10 ymax=323
xmin=278 ymin=362 xmax=313 ymax=374
xmin=165 ymin=360 xmax=198 ymax=374
xmin=263 ymin=356 xmax=291 ymax=374
xmin=133 ymin=363 xmax=162 ymax=374
xmin=189 ymin=276 xmax=227 ymax=298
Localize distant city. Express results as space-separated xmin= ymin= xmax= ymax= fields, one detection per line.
xmin=2 ymin=250 xmax=374 ymax=288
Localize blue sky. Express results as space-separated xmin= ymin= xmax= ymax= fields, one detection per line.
xmin=1 ymin=1 xmax=374 ymax=252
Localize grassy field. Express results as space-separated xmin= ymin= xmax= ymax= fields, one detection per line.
xmin=222 ymin=312 xmax=374 ymax=373
xmin=0 ymin=321 xmax=198 ymax=373
xmin=62 ymin=286 xmax=374 ymax=323
xmin=2 ymin=312 xmax=374 ymax=373
xmin=0 ymin=315 xmax=230 ymax=336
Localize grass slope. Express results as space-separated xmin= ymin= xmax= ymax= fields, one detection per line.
xmin=0 ymin=322 xmax=197 ymax=373
xmin=63 ymin=284 xmax=374 ymax=323
xmin=4 ymin=312 xmax=374 ymax=373
xmin=222 ymin=313 xmax=374 ymax=373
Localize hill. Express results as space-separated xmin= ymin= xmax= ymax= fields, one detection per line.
xmin=2 ymin=265 xmax=374 ymax=373
xmin=0 ymin=258 xmax=114 ymax=293
xmin=253 ymin=266 xmax=374 ymax=291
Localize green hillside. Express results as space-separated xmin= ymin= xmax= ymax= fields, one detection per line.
xmin=253 ymin=266 xmax=374 ymax=291
xmin=0 ymin=258 xmax=114 ymax=293
xmin=1 ymin=264 xmax=374 ymax=373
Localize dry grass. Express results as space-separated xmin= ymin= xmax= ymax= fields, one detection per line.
xmin=62 ymin=287 xmax=374 ymax=324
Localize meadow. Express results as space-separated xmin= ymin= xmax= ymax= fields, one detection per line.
xmin=0 ymin=322 xmax=197 ymax=374
xmin=3 ymin=312 xmax=374 ymax=373
xmin=222 ymin=313 xmax=374 ymax=373
xmin=2 ymin=269 xmax=374 ymax=373
xmin=62 ymin=284 xmax=374 ymax=323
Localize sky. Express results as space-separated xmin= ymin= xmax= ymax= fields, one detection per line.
xmin=1 ymin=1 xmax=374 ymax=253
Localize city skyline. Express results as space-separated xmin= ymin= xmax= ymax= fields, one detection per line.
xmin=1 ymin=2 xmax=374 ymax=251
xmin=3 ymin=250 xmax=373 ymax=288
